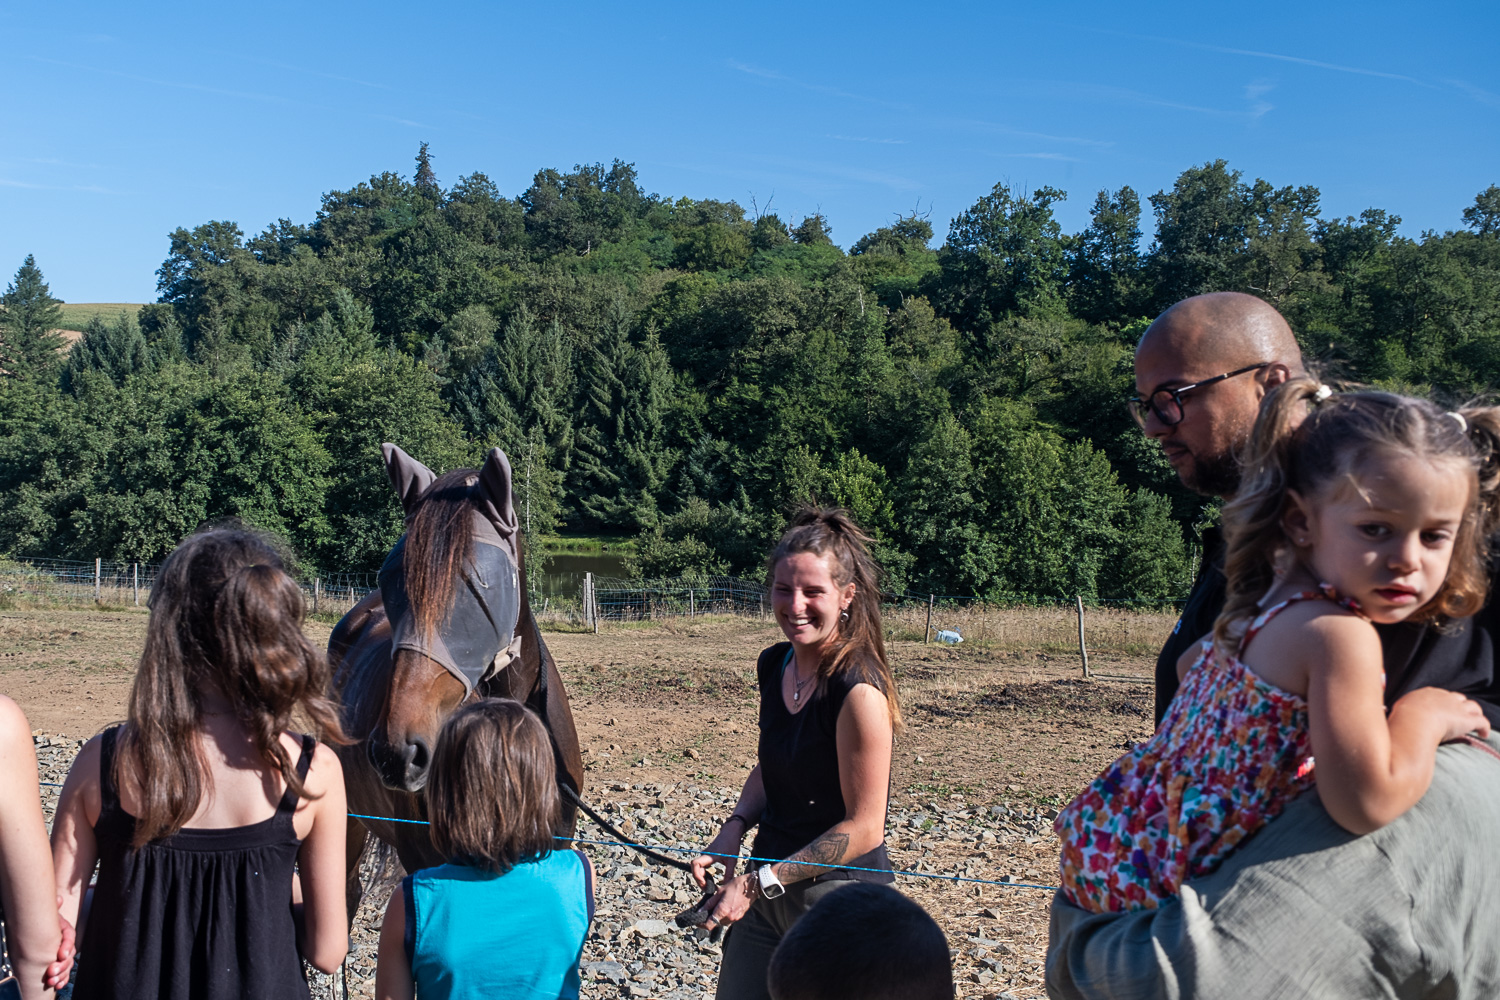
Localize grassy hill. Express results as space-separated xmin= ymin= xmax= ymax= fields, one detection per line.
xmin=55 ymin=303 xmax=147 ymax=331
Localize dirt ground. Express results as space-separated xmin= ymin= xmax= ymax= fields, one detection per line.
xmin=0 ymin=604 xmax=1167 ymax=997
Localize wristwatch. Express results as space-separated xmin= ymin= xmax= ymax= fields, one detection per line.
xmin=756 ymin=864 xmax=785 ymax=899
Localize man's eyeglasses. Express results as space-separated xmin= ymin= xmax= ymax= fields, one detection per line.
xmin=1129 ymin=363 xmax=1270 ymax=428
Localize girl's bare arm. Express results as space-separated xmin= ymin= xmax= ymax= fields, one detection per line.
xmin=1306 ymin=614 xmax=1489 ymax=834
xmin=0 ymin=697 xmax=62 ymax=999
xmin=374 ymin=888 xmax=415 ymax=1000
xmin=294 ymin=744 xmax=349 ymax=974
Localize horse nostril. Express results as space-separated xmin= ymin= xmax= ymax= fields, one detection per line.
xmin=405 ymin=736 xmax=431 ymax=773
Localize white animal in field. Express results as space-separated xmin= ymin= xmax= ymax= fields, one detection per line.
xmin=935 ymin=627 xmax=963 ymax=645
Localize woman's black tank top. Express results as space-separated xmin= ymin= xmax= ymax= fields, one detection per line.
xmin=73 ymin=726 xmax=315 ymax=1000
xmin=751 ymin=642 xmax=894 ymax=883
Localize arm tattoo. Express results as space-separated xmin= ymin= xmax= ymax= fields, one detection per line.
xmin=776 ymin=831 xmax=850 ymax=884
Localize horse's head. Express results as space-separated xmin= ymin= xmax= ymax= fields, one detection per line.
xmin=367 ymin=443 xmax=527 ymax=793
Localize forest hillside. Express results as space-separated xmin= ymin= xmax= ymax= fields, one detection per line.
xmin=2 ymin=146 xmax=1497 ymax=601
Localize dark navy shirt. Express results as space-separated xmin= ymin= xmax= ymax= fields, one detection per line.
xmin=1155 ymin=527 xmax=1500 ymax=729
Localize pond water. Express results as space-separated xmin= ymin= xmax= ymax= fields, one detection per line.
xmin=530 ymin=552 xmax=631 ymax=599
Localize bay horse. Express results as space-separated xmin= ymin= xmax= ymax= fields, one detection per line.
xmin=328 ymin=443 xmax=585 ymax=914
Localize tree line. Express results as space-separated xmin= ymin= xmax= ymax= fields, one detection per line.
xmin=2 ymin=143 xmax=1497 ymax=602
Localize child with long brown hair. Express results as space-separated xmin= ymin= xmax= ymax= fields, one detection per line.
xmin=1056 ymin=378 xmax=1495 ymax=912
xmin=691 ymin=507 xmax=901 ymax=1000
xmin=50 ymin=526 xmax=349 ymax=998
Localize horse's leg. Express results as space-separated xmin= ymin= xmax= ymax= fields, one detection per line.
xmin=345 ymin=817 xmax=370 ymax=929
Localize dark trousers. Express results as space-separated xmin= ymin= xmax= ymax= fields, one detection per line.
xmin=714 ymin=879 xmax=856 ymax=1000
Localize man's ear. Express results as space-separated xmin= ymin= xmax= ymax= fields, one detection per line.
xmin=383 ymin=443 xmax=436 ymax=516
xmin=1259 ymin=362 xmax=1295 ymax=396
xmin=1282 ymin=489 xmax=1314 ymax=549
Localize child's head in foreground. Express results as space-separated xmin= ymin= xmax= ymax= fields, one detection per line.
xmin=428 ymin=697 xmax=561 ymax=873
xmin=767 ymin=882 xmax=953 ymax=1000
xmin=1217 ymin=376 xmax=1500 ymax=642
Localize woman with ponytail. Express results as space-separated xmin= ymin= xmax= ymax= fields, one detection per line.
xmin=691 ymin=508 xmax=900 ymax=1000
xmin=50 ymin=526 xmax=350 ymax=998
xmin=1056 ymin=378 xmax=1499 ymax=913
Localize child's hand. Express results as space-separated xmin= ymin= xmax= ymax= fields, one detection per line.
xmin=1390 ymin=687 xmax=1492 ymax=742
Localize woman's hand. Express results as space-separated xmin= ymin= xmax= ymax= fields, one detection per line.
xmin=690 ymin=821 xmax=745 ymax=890
xmin=701 ymin=872 xmax=758 ymax=931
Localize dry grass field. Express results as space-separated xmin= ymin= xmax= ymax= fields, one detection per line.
xmin=1 ymin=601 xmax=1176 ymax=997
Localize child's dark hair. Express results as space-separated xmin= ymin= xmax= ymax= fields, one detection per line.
xmin=768 ymin=506 xmax=901 ymax=729
xmin=1216 ymin=376 xmax=1500 ymax=647
xmin=121 ymin=525 xmax=346 ymax=847
xmin=767 ymin=883 xmax=953 ymax=1000
xmin=427 ymin=698 xmax=560 ymax=873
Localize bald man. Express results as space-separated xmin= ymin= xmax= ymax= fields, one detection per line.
xmin=1137 ymin=291 xmax=1500 ymax=726
xmin=1135 ymin=293 xmax=1306 ymax=720
xmin=1046 ymin=292 xmax=1500 ymax=1000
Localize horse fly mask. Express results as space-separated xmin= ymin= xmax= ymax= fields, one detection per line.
xmin=378 ymin=524 xmax=524 ymax=699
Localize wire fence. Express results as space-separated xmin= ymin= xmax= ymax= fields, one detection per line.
xmin=0 ymin=556 xmax=378 ymax=619
xmin=2 ymin=557 xmax=1183 ymax=675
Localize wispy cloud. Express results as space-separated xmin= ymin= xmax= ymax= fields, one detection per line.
xmin=370 ymin=114 xmax=428 ymax=128
xmin=994 ymin=152 xmax=1081 ymax=162
xmin=727 ymin=60 xmax=908 ymax=110
xmin=0 ymin=177 xmax=119 ymax=193
xmin=1448 ymin=80 xmax=1500 ymax=108
xmin=25 ymin=55 xmax=333 ymax=111
xmin=826 ymin=134 xmax=907 ymax=145
xmin=1245 ymin=81 xmax=1275 ymax=119
xmin=945 ymin=118 xmax=1112 ymax=147
xmin=24 ymin=157 xmax=105 ymax=170
xmin=265 ymin=61 xmax=394 ymax=92
xmin=1195 ymin=41 xmax=1427 ymax=85
xmin=1075 ymin=26 xmax=1429 ymax=86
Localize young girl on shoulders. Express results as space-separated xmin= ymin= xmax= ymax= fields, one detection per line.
xmin=375 ymin=698 xmax=594 ymax=1000
xmin=50 ymin=526 xmax=349 ymax=998
xmin=1057 ymin=378 xmax=1495 ymax=912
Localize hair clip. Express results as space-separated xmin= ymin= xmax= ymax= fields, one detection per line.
xmin=1312 ymin=385 xmax=1333 ymax=403
xmin=1449 ymin=411 xmax=1468 ymax=433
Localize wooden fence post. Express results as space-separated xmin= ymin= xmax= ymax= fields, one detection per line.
xmin=132 ymin=563 xmax=139 ymax=606
xmin=94 ymin=558 xmax=101 ymax=602
xmin=313 ymin=578 xmax=320 ymax=614
xmin=925 ymin=594 xmax=934 ymax=644
xmin=689 ymin=587 xmax=695 ymax=618
xmin=1076 ymin=594 xmax=1090 ymax=678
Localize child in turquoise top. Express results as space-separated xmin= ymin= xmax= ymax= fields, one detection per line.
xmin=375 ymin=699 xmax=594 ymax=1000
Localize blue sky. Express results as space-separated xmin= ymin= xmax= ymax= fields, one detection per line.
xmin=2 ymin=1 xmax=1496 ymax=303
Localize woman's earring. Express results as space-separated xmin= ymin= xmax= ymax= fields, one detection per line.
xmin=839 ymin=608 xmax=850 ymax=623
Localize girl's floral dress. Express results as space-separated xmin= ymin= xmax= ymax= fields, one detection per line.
xmin=1054 ymin=591 xmax=1348 ymax=912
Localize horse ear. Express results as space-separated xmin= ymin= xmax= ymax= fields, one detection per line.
xmin=383 ymin=443 xmax=437 ymax=515
xmin=478 ymin=447 xmax=519 ymax=538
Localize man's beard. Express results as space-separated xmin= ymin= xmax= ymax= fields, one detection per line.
xmin=1183 ymin=448 xmax=1241 ymax=497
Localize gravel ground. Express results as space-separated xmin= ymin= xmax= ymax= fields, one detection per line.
xmin=33 ymin=735 xmax=1059 ymax=999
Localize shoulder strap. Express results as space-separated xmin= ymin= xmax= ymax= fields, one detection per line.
xmin=275 ymin=735 xmax=317 ymax=816
xmin=98 ymin=725 xmax=122 ymax=814
xmin=1238 ymin=590 xmax=1347 ymax=656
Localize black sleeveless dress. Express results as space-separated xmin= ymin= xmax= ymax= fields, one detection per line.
xmin=751 ymin=642 xmax=894 ymax=883
xmin=73 ymin=727 xmax=315 ymax=1000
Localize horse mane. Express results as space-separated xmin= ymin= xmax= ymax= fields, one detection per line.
xmin=405 ymin=468 xmax=478 ymax=641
